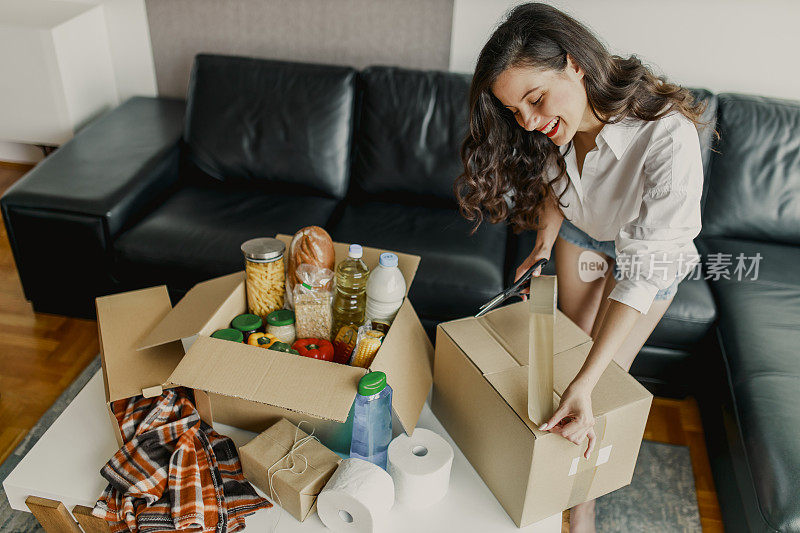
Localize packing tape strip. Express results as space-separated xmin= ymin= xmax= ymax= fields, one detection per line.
xmin=528 ymin=276 xmax=557 ymax=425
xmin=566 ymin=414 xmax=609 ymax=504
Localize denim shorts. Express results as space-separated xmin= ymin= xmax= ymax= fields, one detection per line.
xmin=558 ymin=220 xmax=680 ymax=301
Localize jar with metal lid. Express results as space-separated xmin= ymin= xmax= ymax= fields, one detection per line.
xmin=266 ymin=309 xmax=296 ymax=345
xmin=241 ymin=238 xmax=286 ymax=319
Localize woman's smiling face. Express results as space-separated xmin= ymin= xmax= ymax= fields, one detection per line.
xmin=490 ymin=55 xmax=594 ymax=146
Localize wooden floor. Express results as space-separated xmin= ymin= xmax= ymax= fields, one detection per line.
xmin=0 ymin=160 xmax=722 ymax=531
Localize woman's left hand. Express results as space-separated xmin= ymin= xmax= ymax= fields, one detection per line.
xmin=539 ymin=381 xmax=596 ymax=459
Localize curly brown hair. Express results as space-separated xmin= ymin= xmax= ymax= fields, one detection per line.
xmin=455 ymin=2 xmax=710 ymax=234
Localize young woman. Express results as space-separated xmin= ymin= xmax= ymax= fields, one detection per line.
xmin=455 ymin=3 xmax=706 ymax=531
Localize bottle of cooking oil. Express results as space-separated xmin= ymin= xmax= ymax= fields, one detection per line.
xmin=332 ymin=244 xmax=370 ymax=339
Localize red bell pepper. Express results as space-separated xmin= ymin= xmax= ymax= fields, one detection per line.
xmin=292 ymin=338 xmax=335 ymax=361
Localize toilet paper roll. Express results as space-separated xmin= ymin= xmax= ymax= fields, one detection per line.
xmin=387 ymin=428 xmax=454 ymax=509
xmin=317 ymin=458 xmax=395 ymax=533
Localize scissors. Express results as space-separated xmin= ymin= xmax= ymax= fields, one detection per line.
xmin=475 ymin=258 xmax=548 ymax=318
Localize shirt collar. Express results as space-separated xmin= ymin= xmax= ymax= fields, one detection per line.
xmin=596 ymin=117 xmax=642 ymax=159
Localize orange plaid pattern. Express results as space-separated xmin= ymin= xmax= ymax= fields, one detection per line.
xmin=93 ymin=387 xmax=271 ymax=532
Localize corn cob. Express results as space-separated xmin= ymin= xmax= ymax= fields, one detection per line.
xmin=350 ymin=336 xmax=382 ymax=368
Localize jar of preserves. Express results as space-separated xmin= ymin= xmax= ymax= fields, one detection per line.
xmin=241 ymin=238 xmax=286 ymax=319
xmin=266 ymin=309 xmax=296 ymax=345
xmin=230 ymin=313 xmax=263 ymax=343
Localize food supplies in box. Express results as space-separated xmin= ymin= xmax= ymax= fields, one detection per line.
xmin=239 ymin=418 xmax=341 ymax=522
xmin=293 ymin=264 xmax=334 ymax=340
xmin=431 ymin=276 xmax=652 ymax=527
xmin=241 ymin=237 xmax=286 ymax=319
xmin=94 ymin=234 xmax=433 ymax=455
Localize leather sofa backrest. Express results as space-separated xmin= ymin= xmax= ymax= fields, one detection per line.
xmin=687 ymin=88 xmax=718 ymax=214
xmin=702 ymin=93 xmax=800 ymax=244
xmin=351 ymin=66 xmax=471 ymax=206
xmin=184 ymin=54 xmax=356 ymax=199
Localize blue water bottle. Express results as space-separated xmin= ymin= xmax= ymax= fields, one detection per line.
xmin=350 ymin=371 xmax=393 ymax=469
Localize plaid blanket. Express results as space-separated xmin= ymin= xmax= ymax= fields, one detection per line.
xmin=93 ymin=388 xmax=271 ymax=532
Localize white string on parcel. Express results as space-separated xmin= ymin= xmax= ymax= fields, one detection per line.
xmin=265 ymin=420 xmax=318 ymax=533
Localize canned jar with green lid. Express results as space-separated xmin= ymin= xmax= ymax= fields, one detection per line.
xmin=230 ymin=313 xmax=263 ymax=342
xmin=241 ymin=237 xmax=286 ymax=319
xmin=211 ymin=328 xmax=244 ymax=343
xmin=266 ymin=309 xmax=296 ymax=345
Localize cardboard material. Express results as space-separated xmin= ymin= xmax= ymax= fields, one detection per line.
xmin=95 ymin=236 xmax=433 ymax=449
xmin=432 ymin=299 xmax=652 ymax=527
xmin=239 ymin=418 xmax=341 ymax=522
xmin=95 ymin=286 xmax=212 ymax=446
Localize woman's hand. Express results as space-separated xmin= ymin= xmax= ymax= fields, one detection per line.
xmin=539 ymin=381 xmax=596 ymax=459
xmin=515 ymin=246 xmax=550 ymax=300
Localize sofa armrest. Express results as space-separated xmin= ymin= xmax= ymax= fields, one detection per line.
xmin=2 ymin=96 xmax=185 ymax=237
xmin=1 ymin=96 xmax=185 ymax=317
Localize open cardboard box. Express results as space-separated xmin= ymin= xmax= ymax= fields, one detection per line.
xmin=431 ymin=279 xmax=652 ymax=527
xmin=96 ymin=235 xmax=434 ymax=451
xmin=96 ymin=285 xmax=213 ymax=447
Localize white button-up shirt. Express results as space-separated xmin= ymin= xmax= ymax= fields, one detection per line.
xmin=548 ymin=111 xmax=703 ymax=314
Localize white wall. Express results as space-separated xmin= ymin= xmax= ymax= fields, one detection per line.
xmin=451 ymin=0 xmax=800 ymax=101
xmin=0 ymin=0 xmax=156 ymax=164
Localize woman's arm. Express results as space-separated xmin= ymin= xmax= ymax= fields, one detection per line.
xmin=539 ymin=300 xmax=639 ymax=455
xmin=515 ymin=192 xmax=564 ymax=282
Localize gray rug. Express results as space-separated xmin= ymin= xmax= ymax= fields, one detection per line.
xmin=597 ymin=441 xmax=702 ymax=532
xmin=1 ymin=355 xmax=701 ymax=532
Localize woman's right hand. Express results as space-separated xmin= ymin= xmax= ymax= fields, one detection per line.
xmin=515 ymin=247 xmax=550 ymax=300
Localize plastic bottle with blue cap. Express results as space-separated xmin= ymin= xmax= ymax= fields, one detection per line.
xmin=365 ymin=252 xmax=406 ymax=324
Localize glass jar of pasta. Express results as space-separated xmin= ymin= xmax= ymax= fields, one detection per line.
xmin=241 ymin=238 xmax=286 ymax=320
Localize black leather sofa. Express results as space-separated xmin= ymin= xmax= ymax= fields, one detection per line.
xmin=2 ymin=54 xmax=798 ymax=532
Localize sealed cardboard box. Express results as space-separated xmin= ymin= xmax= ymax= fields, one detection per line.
xmin=239 ymin=418 xmax=341 ymax=522
xmin=96 ymin=286 xmax=212 ymax=447
xmin=95 ymin=235 xmax=433 ymax=451
xmin=431 ymin=292 xmax=652 ymax=527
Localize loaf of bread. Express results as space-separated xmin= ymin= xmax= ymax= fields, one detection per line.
xmin=286 ymin=226 xmax=335 ymax=295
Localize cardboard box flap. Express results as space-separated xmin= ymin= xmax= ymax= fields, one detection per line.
xmin=96 ymin=286 xmax=185 ymax=402
xmin=486 ymin=341 xmax=645 ymax=433
xmin=554 ymin=343 xmax=651 ymax=412
xmin=167 ymin=336 xmax=365 ymax=422
xmin=138 ymin=271 xmax=246 ymax=350
xmin=477 ymin=301 xmax=591 ymax=364
xmin=439 ymin=317 xmax=519 ymax=375
xmin=276 ymin=234 xmax=421 ymax=296
xmin=371 ymin=299 xmax=433 ymax=433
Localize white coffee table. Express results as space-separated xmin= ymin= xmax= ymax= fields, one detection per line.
xmin=3 ymin=370 xmax=564 ymax=532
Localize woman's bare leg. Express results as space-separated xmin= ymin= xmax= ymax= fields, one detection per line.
xmin=552 ymin=237 xmax=614 ymax=533
xmin=570 ymin=269 xmax=675 ymax=532
xmin=553 ymin=237 xmax=613 ymax=336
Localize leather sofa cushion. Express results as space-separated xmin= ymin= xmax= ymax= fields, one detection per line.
xmin=113 ymin=183 xmax=338 ymax=290
xmin=184 ymin=54 xmax=356 ymax=199
xmin=351 ymin=67 xmax=471 ymax=205
xmin=702 ymin=93 xmax=800 ymax=244
xmin=703 ymin=238 xmax=800 ymax=531
xmin=328 ymin=201 xmax=506 ymax=320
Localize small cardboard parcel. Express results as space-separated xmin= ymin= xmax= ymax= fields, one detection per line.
xmin=96 ymin=235 xmax=434 ymax=452
xmin=432 ymin=276 xmax=652 ymax=528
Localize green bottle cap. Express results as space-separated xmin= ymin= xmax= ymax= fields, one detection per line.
xmin=358 ymin=371 xmax=387 ymax=395
xmin=267 ymin=309 xmax=295 ymax=327
xmin=231 ymin=313 xmax=262 ymax=332
xmin=211 ymin=328 xmax=244 ymax=343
